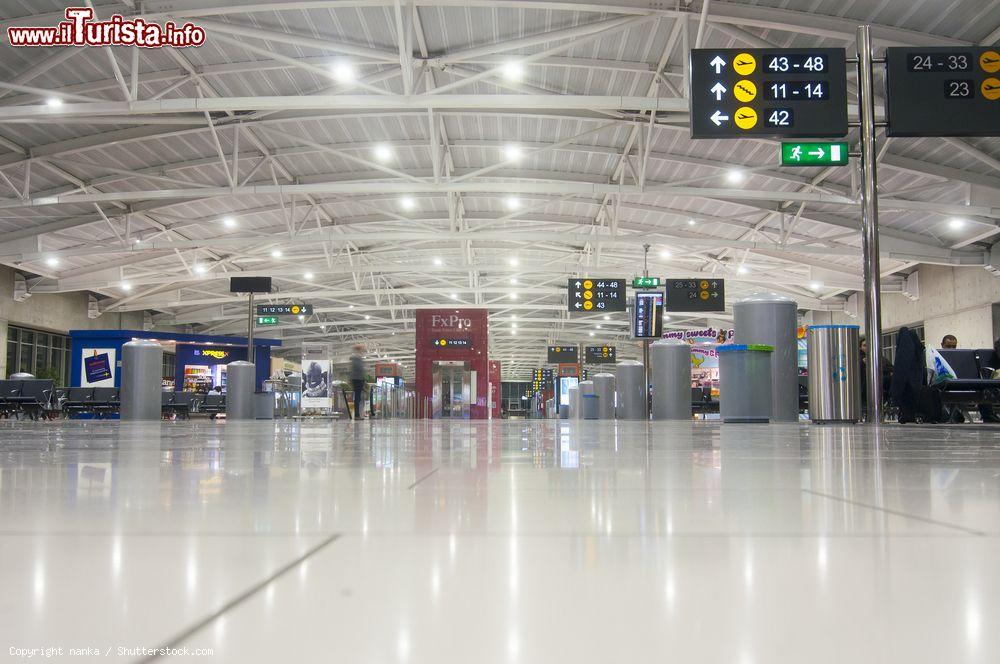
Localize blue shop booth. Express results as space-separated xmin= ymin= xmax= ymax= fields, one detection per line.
xmin=70 ymin=330 xmax=281 ymax=392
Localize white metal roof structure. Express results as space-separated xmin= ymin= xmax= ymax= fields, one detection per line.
xmin=0 ymin=0 xmax=997 ymax=378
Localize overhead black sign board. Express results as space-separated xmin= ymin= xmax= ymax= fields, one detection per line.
xmin=567 ymin=278 xmax=626 ymax=312
xmin=532 ymin=368 xmax=553 ymax=391
xmin=256 ymin=304 xmax=313 ymax=316
xmin=584 ymin=345 xmax=617 ymax=364
xmin=634 ymin=291 xmax=664 ymax=339
xmin=230 ymin=276 xmax=272 ymax=293
xmin=547 ymin=345 xmax=579 ymax=363
xmin=885 ymin=47 xmax=1000 ymax=137
xmin=664 ymin=278 xmax=725 ymax=313
xmin=690 ymin=48 xmax=848 ymax=138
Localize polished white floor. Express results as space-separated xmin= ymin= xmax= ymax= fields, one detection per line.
xmin=2 ymin=418 xmax=1000 ymax=663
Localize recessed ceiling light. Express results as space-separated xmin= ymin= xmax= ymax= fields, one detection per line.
xmin=511 ymin=330 xmax=517 ymax=336
xmin=433 ymin=257 xmax=442 ymax=266
xmin=589 ymin=331 xmax=595 ymax=337
xmin=349 ymin=305 xmax=355 ymax=309
xmin=298 ymin=314 xmax=305 ymax=321
xmin=365 ymin=315 xmax=371 ymax=320
xmin=504 ymin=144 xmax=522 ymax=161
xmin=510 ymin=315 xmax=517 ymax=320
xmin=303 ymin=272 xmax=314 ymax=280
xmin=726 ymin=169 xmax=745 ymax=184
xmin=222 ymin=216 xmax=237 ymax=229
xmin=45 ymin=257 xmax=59 ymax=267
xmin=330 ymin=60 xmax=355 ymax=83
xmin=659 ymin=249 xmax=671 ymax=259
xmin=271 ymin=249 xmax=283 ymax=258
xmin=510 ymin=293 xmax=518 ymax=300
xmin=502 ymin=61 xmax=524 ymax=81
xmin=596 ymin=325 xmax=602 ymax=329
xmin=737 ymin=265 xmax=748 ymax=274
xmin=121 ymin=282 xmax=132 ymax=291
xmin=948 ymin=217 xmax=966 ymax=230
xmin=810 ymin=281 xmax=823 ymax=291
xmin=510 ymin=277 xmax=518 ymax=284
xmin=663 ymin=315 xmax=671 ymax=321
xmin=450 ymin=293 xmax=458 ymax=299
xmin=511 ymin=323 xmax=517 ymax=329
xmin=509 ymin=257 xmax=519 ymax=267
xmin=193 ymin=263 xmax=207 ymax=274
xmin=603 ymin=315 xmax=610 ymax=320
xmin=46 ymin=97 xmax=63 ymax=108
xmin=687 ymin=219 xmax=696 ymax=226
xmin=400 ymin=196 xmax=416 ymax=211
xmin=505 ymin=196 xmax=521 ymax=211
xmin=373 ymin=144 xmax=392 ymax=162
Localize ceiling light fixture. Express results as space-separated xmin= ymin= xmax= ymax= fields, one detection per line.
xmin=222 ymin=216 xmax=237 ymax=229
xmin=948 ymin=217 xmax=966 ymax=230
xmin=510 ymin=293 xmax=518 ymax=300
xmin=603 ymin=315 xmax=610 ymax=320
xmin=502 ymin=61 xmax=524 ymax=81
xmin=45 ymin=257 xmax=59 ymax=267
xmin=303 ymin=272 xmax=314 ymax=280
xmin=504 ymin=144 xmax=522 ymax=161
xmin=510 ymin=277 xmax=518 ymax=284
xmin=687 ymin=219 xmax=697 ymax=226
xmin=726 ymin=169 xmax=745 ymax=184
xmin=509 ymin=257 xmax=519 ymax=267
xmin=271 ymin=249 xmax=283 ymax=258
xmin=400 ymin=196 xmax=416 ymax=211
xmin=121 ymin=282 xmax=132 ymax=291
xmin=45 ymin=97 xmax=63 ymax=108
xmin=450 ymin=293 xmax=458 ymax=300
xmin=659 ymin=249 xmax=671 ymax=259
xmin=810 ymin=281 xmax=823 ymax=291
xmin=737 ymin=265 xmax=748 ymax=275
xmin=505 ymin=196 xmax=521 ymax=211
xmin=433 ymin=257 xmax=443 ymax=266
xmin=330 ymin=60 xmax=355 ymax=83
xmin=193 ymin=264 xmax=207 ymax=275
xmin=373 ymin=144 xmax=392 ymax=162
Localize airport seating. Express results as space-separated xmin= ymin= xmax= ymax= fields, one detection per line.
xmin=932 ymin=349 xmax=1000 ymax=416
xmin=4 ymin=379 xmax=55 ymax=420
xmin=162 ymin=391 xmax=198 ymax=419
xmin=201 ymin=393 xmax=226 ymax=418
xmin=90 ymin=388 xmax=120 ymax=418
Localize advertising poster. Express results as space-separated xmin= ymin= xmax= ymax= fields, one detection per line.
xmin=301 ymin=359 xmax=331 ymax=409
xmin=80 ymin=348 xmax=116 ymax=387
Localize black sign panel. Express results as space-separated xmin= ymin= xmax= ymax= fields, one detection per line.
xmin=584 ymin=345 xmax=617 ymax=364
xmin=664 ymin=278 xmax=725 ymax=312
xmin=885 ymin=47 xmax=1000 ymax=137
xmin=256 ymin=304 xmax=314 ymax=316
xmin=532 ymin=368 xmax=554 ymax=392
xmin=431 ymin=338 xmax=470 ymax=348
xmin=634 ymin=291 xmax=663 ymax=339
xmin=547 ymin=345 xmax=579 ymax=363
xmin=690 ymin=48 xmax=848 ymax=138
xmin=568 ymin=278 xmax=626 ymax=312
xmin=230 ymin=276 xmax=272 ymax=293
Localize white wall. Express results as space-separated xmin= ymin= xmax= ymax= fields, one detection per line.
xmin=880 ymin=265 xmax=999 ymax=349
xmin=0 ymin=266 xmax=146 ymax=376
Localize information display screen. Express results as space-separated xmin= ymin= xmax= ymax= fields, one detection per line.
xmin=547 ymin=345 xmax=579 ymax=363
xmin=568 ymin=278 xmax=626 ymax=312
xmin=584 ymin=345 xmax=617 ymax=364
xmin=633 ymin=291 xmax=664 ymax=339
xmin=558 ymin=376 xmax=579 ymax=406
xmin=664 ymin=278 xmax=725 ymax=313
xmin=690 ymin=48 xmax=848 ymax=138
xmin=885 ymin=47 xmax=1000 ymax=137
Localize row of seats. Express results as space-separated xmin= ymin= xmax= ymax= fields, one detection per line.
xmin=0 ymin=379 xmax=55 ymax=420
xmin=0 ymin=382 xmax=230 ymax=420
xmin=934 ymin=348 xmax=1000 ymax=410
xmin=61 ymin=387 xmax=120 ymax=418
xmin=161 ymin=392 xmax=227 ymax=419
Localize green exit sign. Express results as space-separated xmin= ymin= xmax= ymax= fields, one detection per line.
xmin=632 ymin=276 xmax=661 ymax=288
xmin=257 ymin=316 xmax=279 ymax=326
xmin=780 ymin=142 xmax=849 ymax=167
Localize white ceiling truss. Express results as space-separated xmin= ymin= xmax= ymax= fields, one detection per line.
xmin=0 ymin=0 xmax=997 ymax=378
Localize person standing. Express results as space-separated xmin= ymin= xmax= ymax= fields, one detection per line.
xmin=349 ymin=344 xmax=366 ymax=420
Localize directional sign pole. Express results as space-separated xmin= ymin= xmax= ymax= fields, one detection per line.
xmin=247 ymin=291 xmax=255 ymax=369
xmin=857 ymin=25 xmax=884 ymax=424
xmin=642 ymin=245 xmax=651 ymax=406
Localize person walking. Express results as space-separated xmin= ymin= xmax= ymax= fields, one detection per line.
xmin=349 ymin=344 xmax=366 ymax=420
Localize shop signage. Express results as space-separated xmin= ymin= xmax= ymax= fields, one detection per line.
xmin=256 ymin=304 xmax=313 ymax=316
xmin=567 ymin=278 xmax=626 ymax=312
xmin=256 ymin=316 xmax=279 ymax=325
xmin=431 ymin=338 xmax=470 ymax=348
xmin=194 ymin=348 xmax=230 ymax=360
xmin=662 ymin=327 xmax=735 ymax=344
xmin=690 ymin=48 xmax=848 ymax=138
xmin=885 ymin=47 xmax=1000 ymax=137
xmin=430 ymin=314 xmax=473 ymax=329
xmin=664 ymin=278 xmax=725 ymax=313
xmin=547 ymin=345 xmax=579 ymax=363
xmin=584 ymin=345 xmax=616 ymax=364
xmin=780 ymin=141 xmax=849 ymax=166
xmin=634 ymin=291 xmax=664 ymax=339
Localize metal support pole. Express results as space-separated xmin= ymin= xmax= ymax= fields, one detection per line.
xmin=856 ymin=25 xmax=884 ymax=423
xmin=642 ymin=244 xmax=651 ymax=411
xmin=247 ymin=291 xmax=255 ymax=369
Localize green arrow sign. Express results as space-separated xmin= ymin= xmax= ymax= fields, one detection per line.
xmin=632 ymin=276 xmax=661 ymax=288
xmin=256 ymin=316 xmax=279 ymax=326
xmin=780 ymin=141 xmax=849 ymax=167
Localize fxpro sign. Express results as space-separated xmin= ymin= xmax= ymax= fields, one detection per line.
xmin=430 ymin=314 xmax=473 ymax=330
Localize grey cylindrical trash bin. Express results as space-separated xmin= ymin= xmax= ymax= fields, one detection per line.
xmin=718 ymin=344 xmax=773 ymax=423
xmin=120 ymin=339 xmax=163 ymax=421
xmin=650 ymin=338 xmax=692 ymax=420
xmin=616 ymin=360 xmax=647 ymax=420
xmin=807 ymin=324 xmax=861 ymax=423
xmin=734 ymin=294 xmax=799 ymax=422
xmin=226 ymin=361 xmax=256 ymax=420
xmin=9 ymin=372 xmax=35 ymax=379
xmin=592 ymin=372 xmax=616 ymax=420
xmin=581 ymin=394 xmax=599 ymax=420
xmin=567 ymin=384 xmax=580 ymax=420
xmin=578 ymin=380 xmax=595 ymax=397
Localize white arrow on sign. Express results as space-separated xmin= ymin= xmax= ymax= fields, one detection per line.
xmin=710 ymin=82 xmax=727 ymax=101
xmin=574 ymin=281 xmax=582 ymax=288
xmin=710 ymin=110 xmax=730 ymax=126
xmin=808 ymin=148 xmax=826 ymax=158
xmin=574 ymin=302 xmax=582 ymax=309
xmin=709 ymin=55 xmax=726 ymax=74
